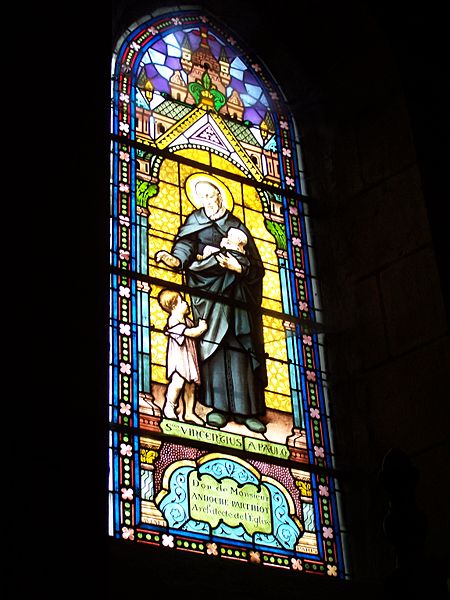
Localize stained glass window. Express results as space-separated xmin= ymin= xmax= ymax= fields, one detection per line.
xmin=109 ymin=6 xmax=348 ymax=579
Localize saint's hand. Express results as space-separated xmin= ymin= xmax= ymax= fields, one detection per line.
xmin=216 ymin=252 xmax=242 ymax=273
xmin=154 ymin=250 xmax=181 ymax=268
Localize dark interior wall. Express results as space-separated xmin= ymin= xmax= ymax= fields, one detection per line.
xmin=281 ymin=3 xmax=450 ymax=590
xmin=96 ymin=1 xmax=448 ymax=596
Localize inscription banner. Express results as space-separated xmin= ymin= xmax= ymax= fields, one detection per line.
xmin=189 ymin=472 xmax=272 ymax=535
xmin=161 ymin=420 xmax=290 ymax=459
xmin=156 ymin=453 xmax=302 ymax=550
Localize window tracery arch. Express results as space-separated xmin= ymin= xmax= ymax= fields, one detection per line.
xmin=109 ymin=5 xmax=348 ymax=579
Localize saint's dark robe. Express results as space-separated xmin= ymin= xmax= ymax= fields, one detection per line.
xmin=171 ymin=208 xmax=267 ymax=418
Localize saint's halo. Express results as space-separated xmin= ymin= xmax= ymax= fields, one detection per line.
xmin=185 ymin=172 xmax=234 ymax=211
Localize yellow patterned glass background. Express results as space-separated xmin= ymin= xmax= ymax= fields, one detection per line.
xmin=146 ymin=151 xmax=290 ymax=410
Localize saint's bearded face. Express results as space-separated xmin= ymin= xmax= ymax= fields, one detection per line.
xmin=195 ymin=182 xmax=224 ymax=220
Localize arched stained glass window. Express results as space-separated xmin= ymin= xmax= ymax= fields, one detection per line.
xmin=110 ymin=6 xmax=348 ymax=579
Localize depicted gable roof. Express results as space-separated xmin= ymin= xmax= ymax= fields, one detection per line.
xmin=155 ymin=105 xmax=264 ymax=181
xmin=226 ymin=119 xmax=259 ymax=146
xmin=153 ymin=98 xmax=193 ymax=120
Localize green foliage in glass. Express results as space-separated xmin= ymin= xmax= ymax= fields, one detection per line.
xmin=265 ymin=220 xmax=287 ymax=250
xmin=137 ymin=180 xmax=159 ymax=208
xmin=188 ymin=69 xmax=226 ymax=112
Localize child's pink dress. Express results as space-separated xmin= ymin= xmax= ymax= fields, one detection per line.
xmin=165 ymin=316 xmax=201 ymax=384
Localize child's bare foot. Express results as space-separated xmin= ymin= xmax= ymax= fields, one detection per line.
xmin=163 ymin=402 xmax=178 ymax=419
xmin=184 ymin=413 xmax=204 ymax=425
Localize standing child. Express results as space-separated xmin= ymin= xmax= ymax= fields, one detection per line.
xmin=157 ymin=289 xmax=207 ymax=425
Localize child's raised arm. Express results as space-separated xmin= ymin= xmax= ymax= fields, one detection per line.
xmin=184 ymin=319 xmax=208 ymax=338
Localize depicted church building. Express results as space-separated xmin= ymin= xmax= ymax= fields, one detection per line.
xmin=133 ymin=25 xmax=281 ymax=194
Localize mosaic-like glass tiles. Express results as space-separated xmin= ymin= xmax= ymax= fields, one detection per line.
xmin=109 ymin=6 xmax=347 ymax=579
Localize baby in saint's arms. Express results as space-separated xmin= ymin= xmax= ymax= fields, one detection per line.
xmin=197 ymin=227 xmax=248 ymax=260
